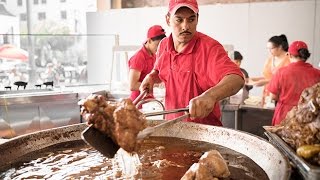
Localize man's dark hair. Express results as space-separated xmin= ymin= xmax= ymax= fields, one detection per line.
xmin=151 ymin=33 xmax=166 ymax=41
xmin=234 ymin=51 xmax=243 ymax=61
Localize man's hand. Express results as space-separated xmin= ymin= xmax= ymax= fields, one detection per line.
xmin=188 ymin=74 xmax=244 ymax=119
xmin=189 ymin=93 xmax=216 ymax=119
xmin=139 ymin=70 xmax=161 ymax=95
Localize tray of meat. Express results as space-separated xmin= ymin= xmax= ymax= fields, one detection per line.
xmin=264 ymin=82 xmax=320 ymax=180
xmin=264 ymin=131 xmax=320 ymax=180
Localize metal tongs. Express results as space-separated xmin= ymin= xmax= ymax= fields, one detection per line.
xmin=136 ymin=90 xmax=189 ymax=139
xmin=81 ymin=90 xmax=189 ymax=158
xmin=138 ymin=108 xmax=189 ymax=140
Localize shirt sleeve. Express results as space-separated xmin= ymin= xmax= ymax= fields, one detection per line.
xmin=128 ymin=49 xmax=144 ymax=72
xmin=154 ymin=39 xmax=166 ymax=72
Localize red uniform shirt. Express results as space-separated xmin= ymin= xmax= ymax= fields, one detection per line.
xmin=128 ymin=46 xmax=155 ymax=101
xmin=154 ymin=32 xmax=243 ymax=126
xmin=268 ymin=61 xmax=320 ymax=125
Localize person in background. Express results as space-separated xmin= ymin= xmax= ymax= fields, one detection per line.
xmin=140 ymin=0 xmax=244 ymax=126
xmin=8 ymin=68 xmax=22 ymax=85
xmin=249 ymin=34 xmax=290 ymax=107
xmin=268 ymin=41 xmax=320 ymax=125
xmin=55 ymin=62 xmax=65 ymax=83
xmin=79 ymin=61 xmax=88 ymax=84
xmin=232 ymin=51 xmax=253 ymax=92
xmin=44 ymin=63 xmax=59 ymax=83
xmin=128 ymin=25 xmax=166 ymax=102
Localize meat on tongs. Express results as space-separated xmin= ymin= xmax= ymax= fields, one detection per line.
xmin=79 ymin=94 xmax=147 ymax=152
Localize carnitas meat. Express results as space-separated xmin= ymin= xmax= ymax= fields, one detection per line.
xmin=270 ymin=82 xmax=320 ymax=165
xmin=79 ymin=94 xmax=147 ymax=152
xmin=181 ymin=150 xmax=230 ymax=180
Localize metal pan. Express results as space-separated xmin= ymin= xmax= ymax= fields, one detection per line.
xmin=0 ymin=121 xmax=290 ymax=180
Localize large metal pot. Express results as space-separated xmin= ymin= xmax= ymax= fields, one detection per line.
xmin=0 ymin=121 xmax=291 ymax=179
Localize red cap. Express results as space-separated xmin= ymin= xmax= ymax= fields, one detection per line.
xmin=168 ymin=0 xmax=199 ymax=15
xmin=147 ymin=25 xmax=166 ymax=39
xmin=288 ymin=41 xmax=308 ymax=56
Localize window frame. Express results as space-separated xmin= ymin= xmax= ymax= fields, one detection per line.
xmin=60 ymin=11 xmax=67 ymax=19
xmin=38 ymin=12 xmax=46 ymax=20
xmin=17 ymin=0 xmax=23 ymax=6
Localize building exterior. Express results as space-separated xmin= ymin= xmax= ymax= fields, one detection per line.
xmin=0 ymin=2 xmax=19 ymax=45
xmin=3 ymin=0 xmax=97 ymax=34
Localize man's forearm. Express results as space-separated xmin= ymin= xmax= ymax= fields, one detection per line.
xmin=203 ymin=74 xmax=244 ymax=102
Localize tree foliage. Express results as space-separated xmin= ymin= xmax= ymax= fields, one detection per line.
xmin=33 ymin=20 xmax=76 ymax=51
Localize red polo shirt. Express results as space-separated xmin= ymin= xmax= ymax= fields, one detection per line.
xmin=128 ymin=45 xmax=155 ymax=101
xmin=154 ymin=32 xmax=243 ymax=126
xmin=268 ymin=61 xmax=320 ymax=125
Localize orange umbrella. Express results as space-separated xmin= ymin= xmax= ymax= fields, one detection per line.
xmin=0 ymin=44 xmax=28 ymax=61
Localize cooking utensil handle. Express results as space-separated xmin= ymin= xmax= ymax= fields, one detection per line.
xmin=137 ymin=113 xmax=189 ymax=139
xmin=144 ymin=108 xmax=189 ymax=117
xmin=133 ymin=89 xmax=148 ymax=106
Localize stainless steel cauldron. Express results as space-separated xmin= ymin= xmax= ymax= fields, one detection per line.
xmin=0 ymin=121 xmax=291 ymax=180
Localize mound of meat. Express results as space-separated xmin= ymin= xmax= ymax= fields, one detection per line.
xmin=181 ymin=150 xmax=230 ymax=180
xmin=79 ymin=94 xmax=147 ymax=152
xmin=270 ymin=82 xmax=320 ymax=165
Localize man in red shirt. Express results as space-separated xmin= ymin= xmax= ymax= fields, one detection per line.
xmin=128 ymin=25 xmax=166 ymax=102
xmin=268 ymin=41 xmax=320 ymax=125
xmin=140 ymin=0 xmax=244 ymax=126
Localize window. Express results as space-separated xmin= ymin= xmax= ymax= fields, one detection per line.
xmin=41 ymin=0 xmax=46 ymax=4
xmin=61 ymin=11 xmax=67 ymax=19
xmin=17 ymin=0 xmax=22 ymax=6
xmin=34 ymin=0 xmax=39 ymax=5
xmin=20 ymin=13 xmax=27 ymax=21
xmin=38 ymin=12 xmax=46 ymax=20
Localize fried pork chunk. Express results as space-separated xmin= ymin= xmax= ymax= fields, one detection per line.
xmin=181 ymin=150 xmax=230 ymax=180
xmin=274 ymin=82 xmax=320 ymax=148
xmin=79 ymin=95 xmax=147 ymax=152
xmin=269 ymin=82 xmax=320 ymax=165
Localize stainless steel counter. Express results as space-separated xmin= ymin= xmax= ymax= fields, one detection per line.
xmin=0 ymin=91 xmax=81 ymax=138
xmin=221 ymin=103 xmax=274 ymax=138
xmin=0 ymin=84 xmax=164 ymax=139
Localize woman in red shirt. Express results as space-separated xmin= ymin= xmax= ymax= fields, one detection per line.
xmin=268 ymin=41 xmax=320 ymax=125
xmin=249 ymin=34 xmax=290 ymax=107
xmin=128 ymin=25 xmax=166 ymax=102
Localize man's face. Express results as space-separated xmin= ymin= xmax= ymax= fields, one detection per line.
xmin=148 ymin=39 xmax=162 ymax=54
xmin=166 ymin=7 xmax=198 ymax=45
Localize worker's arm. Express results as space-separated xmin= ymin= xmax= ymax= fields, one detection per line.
xmin=139 ymin=69 xmax=162 ymax=94
xmin=189 ymin=74 xmax=244 ymax=119
xmin=128 ymin=69 xmax=141 ymax=91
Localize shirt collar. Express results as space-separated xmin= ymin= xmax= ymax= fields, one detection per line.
xmin=291 ymin=60 xmax=308 ymax=66
xmin=167 ymin=32 xmax=199 ymax=55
